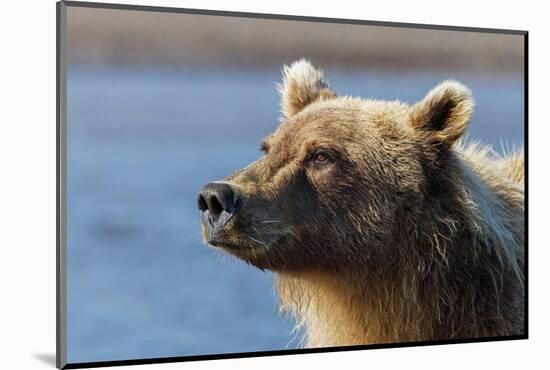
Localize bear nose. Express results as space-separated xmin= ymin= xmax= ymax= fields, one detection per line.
xmin=197 ymin=182 xmax=238 ymax=226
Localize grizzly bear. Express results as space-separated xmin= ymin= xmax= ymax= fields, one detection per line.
xmin=198 ymin=59 xmax=525 ymax=347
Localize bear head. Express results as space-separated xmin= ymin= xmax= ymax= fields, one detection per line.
xmin=198 ymin=59 xmax=474 ymax=272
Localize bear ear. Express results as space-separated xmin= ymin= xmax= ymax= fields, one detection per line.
xmin=409 ymin=81 xmax=474 ymax=147
xmin=278 ymin=59 xmax=337 ymax=119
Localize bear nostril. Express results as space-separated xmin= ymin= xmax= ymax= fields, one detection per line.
xmin=197 ymin=195 xmax=208 ymax=212
xmin=208 ymin=196 xmax=224 ymax=219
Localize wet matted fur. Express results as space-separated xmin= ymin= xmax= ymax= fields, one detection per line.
xmin=199 ymin=59 xmax=525 ymax=347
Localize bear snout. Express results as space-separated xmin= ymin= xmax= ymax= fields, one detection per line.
xmin=197 ymin=182 xmax=239 ymax=231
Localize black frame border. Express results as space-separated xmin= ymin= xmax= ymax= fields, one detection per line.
xmin=56 ymin=1 xmax=529 ymax=369
xmin=57 ymin=1 xmax=67 ymax=369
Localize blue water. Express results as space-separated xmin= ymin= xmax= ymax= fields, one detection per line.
xmin=66 ymin=65 xmax=524 ymax=363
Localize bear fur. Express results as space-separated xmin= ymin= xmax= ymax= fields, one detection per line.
xmin=200 ymin=59 xmax=525 ymax=347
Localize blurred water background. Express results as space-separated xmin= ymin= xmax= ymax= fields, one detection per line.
xmin=65 ymin=5 xmax=524 ymax=363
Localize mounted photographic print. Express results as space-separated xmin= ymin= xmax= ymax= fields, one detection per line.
xmin=56 ymin=1 xmax=528 ymax=368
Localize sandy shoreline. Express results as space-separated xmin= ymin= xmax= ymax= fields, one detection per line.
xmin=67 ymin=6 xmax=524 ymax=76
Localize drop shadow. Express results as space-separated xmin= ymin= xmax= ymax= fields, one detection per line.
xmin=34 ymin=353 xmax=56 ymax=367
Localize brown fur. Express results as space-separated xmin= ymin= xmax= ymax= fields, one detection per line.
xmin=200 ymin=59 xmax=525 ymax=347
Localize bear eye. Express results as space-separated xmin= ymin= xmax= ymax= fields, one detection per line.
xmin=314 ymin=153 xmax=328 ymax=162
xmin=311 ymin=150 xmax=332 ymax=164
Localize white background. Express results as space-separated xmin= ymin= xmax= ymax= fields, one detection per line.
xmin=0 ymin=0 xmax=548 ymax=369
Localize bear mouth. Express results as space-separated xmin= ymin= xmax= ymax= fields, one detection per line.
xmin=205 ymin=232 xmax=272 ymax=262
xmin=205 ymin=233 xmax=262 ymax=252
xmin=207 ymin=238 xmax=243 ymax=250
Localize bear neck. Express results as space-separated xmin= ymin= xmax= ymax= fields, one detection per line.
xmin=275 ymin=149 xmax=524 ymax=347
xmin=275 ymin=268 xmax=430 ymax=346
